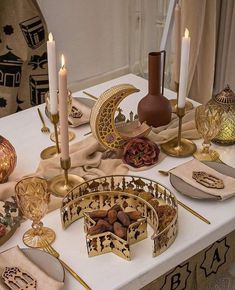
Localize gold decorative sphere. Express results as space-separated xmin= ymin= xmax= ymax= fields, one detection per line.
xmin=0 ymin=136 xmax=17 ymax=183
xmin=208 ymin=85 xmax=235 ymax=145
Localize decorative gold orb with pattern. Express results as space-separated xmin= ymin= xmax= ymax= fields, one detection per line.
xmin=208 ymin=85 xmax=235 ymax=145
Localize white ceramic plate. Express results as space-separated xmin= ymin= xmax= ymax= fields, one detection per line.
xmin=22 ymin=248 xmax=65 ymax=282
xmin=170 ymin=161 xmax=235 ymax=200
xmin=219 ymin=147 xmax=235 ymax=169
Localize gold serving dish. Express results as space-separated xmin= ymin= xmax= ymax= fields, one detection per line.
xmin=61 ymin=175 xmax=178 ymax=259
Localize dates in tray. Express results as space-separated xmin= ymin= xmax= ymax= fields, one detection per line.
xmin=86 ymin=206 xmax=143 ymax=240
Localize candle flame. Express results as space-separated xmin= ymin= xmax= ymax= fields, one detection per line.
xmin=48 ymin=32 xmax=53 ymax=41
xmin=61 ymin=54 xmax=65 ymax=68
xmin=184 ymin=28 xmax=189 ymax=38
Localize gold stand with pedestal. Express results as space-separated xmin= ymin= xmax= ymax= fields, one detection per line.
xmin=161 ymin=107 xmax=197 ymax=157
xmin=48 ymin=157 xmax=84 ymax=197
xmin=40 ymin=113 xmax=60 ymax=160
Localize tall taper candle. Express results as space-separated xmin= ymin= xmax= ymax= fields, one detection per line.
xmin=178 ymin=28 xmax=190 ymax=108
xmin=47 ymin=33 xmax=58 ymax=114
xmin=59 ymin=54 xmax=69 ymax=160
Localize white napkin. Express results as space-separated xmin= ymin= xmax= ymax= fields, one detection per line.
xmin=0 ymin=246 xmax=64 ymax=290
xmin=170 ymin=159 xmax=235 ymax=200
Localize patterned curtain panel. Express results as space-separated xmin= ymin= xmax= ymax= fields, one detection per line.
xmin=0 ymin=0 xmax=48 ymax=117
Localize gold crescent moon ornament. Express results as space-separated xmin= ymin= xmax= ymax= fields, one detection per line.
xmin=90 ymin=84 xmax=140 ymax=150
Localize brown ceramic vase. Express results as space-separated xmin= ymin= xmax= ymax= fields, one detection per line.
xmin=138 ymin=51 xmax=172 ymax=127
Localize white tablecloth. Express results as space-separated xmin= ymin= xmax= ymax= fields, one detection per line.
xmin=1 ymin=74 xmax=235 ymax=290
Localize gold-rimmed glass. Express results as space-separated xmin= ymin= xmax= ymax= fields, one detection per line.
xmin=15 ymin=177 xmax=56 ymax=248
xmin=194 ymin=104 xmax=223 ymax=161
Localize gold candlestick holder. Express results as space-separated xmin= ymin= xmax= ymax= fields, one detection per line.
xmin=48 ymin=157 xmax=85 ymax=197
xmin=161 ymin=106 xmax=197 ymax=157
xmin=40 ymin=113 xmax=60 ymax=160
xmin=170 ymin=82 xmax=193 ymax=113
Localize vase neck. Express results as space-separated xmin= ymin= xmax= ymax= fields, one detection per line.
xmin=148 ymin=52 xmax=162 ymax=95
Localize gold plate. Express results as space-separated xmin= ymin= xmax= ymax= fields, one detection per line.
xmin=170 ymin=99 xmax=194 ymax=113
xmin=40 ymin=146 xmax=58 ymax=160
xmin=161 ymin=137 xmax=197 ymax=157
xmin=49 ymin=174 xmax=85 ymax=197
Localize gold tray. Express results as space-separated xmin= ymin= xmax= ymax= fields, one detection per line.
xmin=61 ymin=175 xmax=178 ymax=258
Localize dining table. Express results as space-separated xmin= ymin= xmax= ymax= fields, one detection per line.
xmin=1 ymin=73 xmax=235 ymax=290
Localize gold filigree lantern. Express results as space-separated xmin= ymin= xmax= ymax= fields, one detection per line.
xmin=208 ymin=85 xmax=235 ymax=145
xmin=0 ymin=136 xmax=17 ymax=183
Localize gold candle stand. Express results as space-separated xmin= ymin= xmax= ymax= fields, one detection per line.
xmin=170 ymin=82 xmax=193 ymax=113
xmin=161 ymin=107 xmax=197 ymax=157
xmin=48 ymin=157 xmax=85 ymax=197
xmin=40 ymin=113 xmax=60 ymax=160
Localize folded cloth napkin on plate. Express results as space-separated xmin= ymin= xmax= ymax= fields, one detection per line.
xmin=68 ymin=98 xmax=91 ymax=127
xmin=0 ymin=136 xmax=129 ymax=211
xmin=170 ymin=159 xmax=235 ymax=200
xmin=148 ymin=108 xmax=200 ymax=144
xmin=0 ymin=246 xmax=64 ymax=290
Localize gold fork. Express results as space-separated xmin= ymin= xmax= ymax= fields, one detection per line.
xmin=41 ymin=240 xmax=91 ymax=290
xmin=37 ymin=108 xmax=50 ymax=133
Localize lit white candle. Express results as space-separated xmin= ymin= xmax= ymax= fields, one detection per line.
xmin=178 ymin=28 xmax=190 ymax=108
xmin=47 ymin=32 xmax=58 ymax=114
xmin=58 ymin=54 xmax=69 ymax=160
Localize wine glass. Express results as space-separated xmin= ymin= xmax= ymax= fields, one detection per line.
xmin=15 ymin=177 xmax=56 ymax=248
xmin=194 ymin=104 xmax=223 ymax=161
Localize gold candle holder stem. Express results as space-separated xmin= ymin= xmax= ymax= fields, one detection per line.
xmin=60 ymin=158 xmax=71 ymax=188
xmin=161 ymin=106 xmax=196 ymax=157
xmin=40 ymin=113 xmax=60 ymax=160
xmin=51 ymin=113 xmax=60 ymax=154
xmin=176 ymin=107 xmax=185 ymax=148
xmin=48 ymin=157 xmax=84 ymax=198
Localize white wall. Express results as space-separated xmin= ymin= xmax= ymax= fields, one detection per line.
xmin=37 ymin=0 xmax=169 ymax=89
xmin=37 ymin=0 xmax=129 ymax=86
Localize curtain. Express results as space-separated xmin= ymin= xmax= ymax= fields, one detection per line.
xmin=0 ymin=0 xmax=48 ymax=117
xmin=170 ymin=0 xmax=217 ymax=104
xmin=214 ymin=0 xmax=235 ymax=94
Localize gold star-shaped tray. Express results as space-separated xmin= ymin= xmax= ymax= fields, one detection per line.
xmin=60 ymin=175 xmax=178 ymax=260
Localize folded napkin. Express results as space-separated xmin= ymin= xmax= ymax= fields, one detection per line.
xmin=148 ymin=108 xmax=200 ymax=144
xmin=0 ymin=136 xmax=129 ymax=211
xmin=170 ymin=159 xmax=235 ymax=200
xmin=68 ymin=98 xmax=92 ymax=127
xmin=0 ymin=246 xmax=64 ymax=290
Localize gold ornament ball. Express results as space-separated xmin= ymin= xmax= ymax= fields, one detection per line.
xmin=0 ymin=136 xmax=17 ymax=183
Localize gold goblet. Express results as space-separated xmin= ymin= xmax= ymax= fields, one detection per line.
xmin=194 ymin=104 xmax=223 ymax=161
xmin=15 ymin=177 xmax=56 ymax=248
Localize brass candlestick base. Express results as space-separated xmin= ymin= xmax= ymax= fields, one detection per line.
xmin=50 ymin=130 xmax=75 ymax=143
xmin=161 ymin=137 xmax=196 ymax=157
xmin=161 ymin=107 xmax=197 ymax=157
xmin=40 ymin=146 xmax=58 ymax=160
xmin=170 ymin=99 xmax=194 ymax=113
xmin=40 ymin=113 xmax=60 ymax=160
xmin=49 ymin=157 xmax=85 ymax=197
